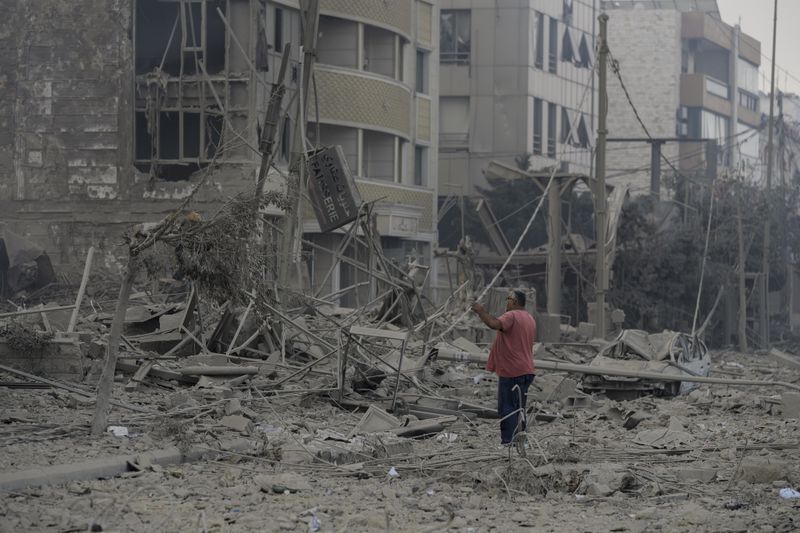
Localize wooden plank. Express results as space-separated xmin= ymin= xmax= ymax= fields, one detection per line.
xmin=67 ymin=246 xmax=95 ymax=332
xmin=124 ymin=360 xmax=155 ymax=391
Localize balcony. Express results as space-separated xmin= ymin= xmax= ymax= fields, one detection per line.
xmin=680 ymin=72 xmax=731 ymax=118
xmin=705 ymin=77 xmax=729 ymax=100
xmin=301 ymin=179 xmax=435 ymax=235
xmin=356 ymin=179 xmax=435 ymax=234
xmin=320 ymin=0 xmax=412 ymax=38
xmin=309 ymin=66 xmax=412 ymax=137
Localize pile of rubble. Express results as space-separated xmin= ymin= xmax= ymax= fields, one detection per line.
xmin=2 ymin=239 xmax=800 ymax=531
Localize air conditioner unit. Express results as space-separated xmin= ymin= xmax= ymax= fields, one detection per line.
xmin=676 ymin=122 xmax=689 ymax=137
xmin=676 ymin=107 xmax=689 ymax=122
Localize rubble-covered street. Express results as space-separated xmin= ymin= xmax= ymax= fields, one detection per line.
xmin=1 ymin=277 xmax=799 ymax=532
xmin=3 ymin=0 xmax=800 ymax=531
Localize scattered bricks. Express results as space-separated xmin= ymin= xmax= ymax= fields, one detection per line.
xmin=738 ymin=456 xmax=791 ymax=484
xmin=780 ymin=392 xmax=800 ymax=419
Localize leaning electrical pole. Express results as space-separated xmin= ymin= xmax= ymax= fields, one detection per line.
xmin=760 ymin=0 xmax=778 ymax=349
xmin=594 ymin=13 xmax=609 ymax=339
xmin=278 ymin=0 xmax=321 ymax=289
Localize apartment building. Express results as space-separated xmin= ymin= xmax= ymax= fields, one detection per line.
xmin=268 ymin=1 xmax=439 ymax=303
xmin=603 ymin=0 xmax=762 ymax=194
xmin=437 ymin=0 xmax=598 ymax=199
xmin=1 ymin=0 xmax=438 ymax=304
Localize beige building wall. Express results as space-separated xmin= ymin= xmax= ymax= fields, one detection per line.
xmin=604 ymin=8 xmax=682 ymax=196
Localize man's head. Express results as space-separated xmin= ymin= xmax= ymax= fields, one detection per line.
xmin=506 ymin=289 xmax=526 ymax=311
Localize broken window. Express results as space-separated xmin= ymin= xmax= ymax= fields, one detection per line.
xmin=440 ymin=10 xmax=470 ymax=65
xmin=134 ymin=0 xmax=255 ymax=181
xmin=577 ymin=32 xmax=594 ymax=69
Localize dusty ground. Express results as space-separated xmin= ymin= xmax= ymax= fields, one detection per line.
xmin=1 ymin=349 xmax=799 ymax=532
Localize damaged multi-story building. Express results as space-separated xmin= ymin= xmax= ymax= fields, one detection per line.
xmin=1 ymin=0 xmax=439 ymax=305
xmin=604 ymin=0 xmax=763 ymax=195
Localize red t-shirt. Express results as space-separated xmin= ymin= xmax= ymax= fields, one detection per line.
xmin=486 ymin=309 xmax=537 ymax=377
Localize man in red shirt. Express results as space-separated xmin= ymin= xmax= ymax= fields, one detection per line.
xmin=471 ymin=289 xmax=537 ymax=446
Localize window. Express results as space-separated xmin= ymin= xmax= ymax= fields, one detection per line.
xmin=563 ymin=0 xmax=573 ymax=25
xmin=533 ymin=98 xmax=543 ymax=155
xmin=416 ymin=50 xmax=428 ymax=93
xmin=577 ymin=33 xmax=593 ymax=68
xmin=737 ymin=58 xmax=759 ymax=95
xmin=688 ymin=109 xmax=729 ymax=142
xmin=362 ymin=130 xmax=395 ymax=181
xmin=576 ymin=114 xmax=592 ymax=149
xmin=547 ymin=103 xmax=557 ymax=157
xmin=317 ymin=16 xmax=357 ymax=69
xmin=562 ymin=27 xmax=578 ymax=63
xmin=134 ymin=0 xmax=235 ymax=180
xmin=533 ymin=12 xmax=544 ymax=69
xmin=440 ymin=96 xmax=470 ymax=148
xmin=364 ymin=26 xmax=396 ymax=78
xmin=548 ymin=17 xmax=558 ymax=73
xmin=274 ymin=7 xmax=283 ymax=53
xmin=561 ymin=107 xmax=572 ymax=144
xmin=440 ymin=10 xmax=470 ymax=65
xmin=414 ymin=145 xmax=428 ymax=186
xmin=739 ymin=90 xmax=758 ymax=112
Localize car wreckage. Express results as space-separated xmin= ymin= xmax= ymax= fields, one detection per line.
xmin=581 ymin=329 xmax=711 ymax=398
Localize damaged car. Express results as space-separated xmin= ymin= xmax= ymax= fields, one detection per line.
xmin=581 ymin=330 xmax=711 ymax=398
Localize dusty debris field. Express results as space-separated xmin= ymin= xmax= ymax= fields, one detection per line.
xmin=1 ymin=350 xmax=799 ymax=533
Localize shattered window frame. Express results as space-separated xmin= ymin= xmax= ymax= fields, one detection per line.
xmin=133 ymin=0 xmax=257 ymax=181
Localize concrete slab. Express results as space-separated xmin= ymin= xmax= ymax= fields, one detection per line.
xmin=780 ymin=392 xmax=800 ymax=419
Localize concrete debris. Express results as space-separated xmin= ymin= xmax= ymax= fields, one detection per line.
xmin=738 ymin=456 xmax=793 ymax=484
xmin=1 ymin=230 xmax=800 ymax=532
xmin=219 ymin=415 xmax=253 ymax=435
xmin=350 ymin=405 xmax=402 ymax=436
xmin=634 ymin=417 xmax=695 ymax=448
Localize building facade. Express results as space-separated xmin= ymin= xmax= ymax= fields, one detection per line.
xmin=603 ymin=0 xmax=762 ymax=194
xmin=0 ymin=0 xmax=438 ymax=304
xmin=437 ymin=0 xmax=598 ymax=199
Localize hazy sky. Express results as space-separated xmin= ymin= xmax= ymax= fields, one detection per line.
xmin=718 ymin=0 xmax=800 ymax=96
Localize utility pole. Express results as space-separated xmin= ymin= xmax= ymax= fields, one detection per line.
xmin=278 ymin=0 xmax=320 ymax=289
xmin=736 ymin=186 xmax=748 ymax=353
xmin=760 ymin=0 xmax=778 ymax=349
xmin=594 ymin=13 xmax=609 ymax=339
